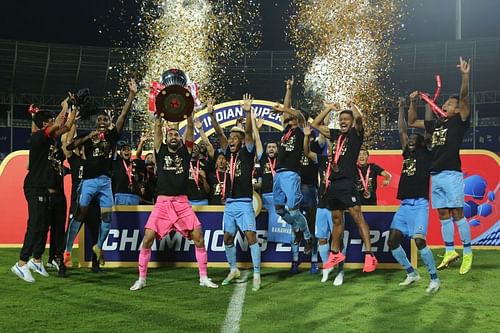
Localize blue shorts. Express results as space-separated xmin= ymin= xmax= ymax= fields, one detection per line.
xmin=189 ymin=199 xmax=209 ymax=206
xmin=79 ymin=175 xmax=114 ymax=208
xmin=223 ymin=199 xmax=256 ymax=234
xmin=391 ymin=198 xmax=429 ymax=237
xmin=301 ymin=184 xmax=318 ymax=208
xmin=431 ymin=170 xmax=464 ymax=209
xmin=114 ymin=193 xmax=140 ymax=205
xmin=315 ymin=207 xmax=333 ymax=240
xmin=273 ymin=170 xmax=303 ymax=209
xmin=263 ymin=192 xmax=293 ymax=243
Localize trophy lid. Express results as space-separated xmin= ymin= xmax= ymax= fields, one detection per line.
xmin=161 ymin=68 xmax=188 ymax=87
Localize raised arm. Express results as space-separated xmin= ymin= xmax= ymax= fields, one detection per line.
xmin=135 ymin=133 xmax=148 ymax=159
xmin=272 ymin=104 xmax=306 ymax=127
xmin=311 ymin=102 xmax=337 ymax=138
xmin=303 ymin=124 xmax=317 ymax=162
xmin=153 ymin=117 xmax=163 ymax=153
xmin=184 ymin=114 xmax=195 ymax=154
xmin=115 ymin=79 xmax=138 ymax=133
xmin=283 ymin=77 xmax=295 ymax=126
xmin=407 ymin=90 xmax=425 ymax=129
xmin=194 ymin=117 xmax=215 ymax=159
xmin=206 ymin=98 xmax=228 ymax=150
xmin=397 ymin=97 xmax=408 ymax=149
xmin=62 ymin=124 xmax=75 ymax=158
xmin=250 ymin=109 xmax=263 ymax=159
xmin=457 ymin=56 xmax=471 ymax=121
xmin=242 ymin=94 xmax=254 ymax=147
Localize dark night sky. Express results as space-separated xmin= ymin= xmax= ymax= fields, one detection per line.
xmin=0 ymin=0 xmax=499 ymax=48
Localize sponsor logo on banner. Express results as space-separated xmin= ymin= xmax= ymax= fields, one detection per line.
xmin=82 ymin=208 xmax=414 ymax=268
xmin=177 ymin=100 xmax=283 ymax=142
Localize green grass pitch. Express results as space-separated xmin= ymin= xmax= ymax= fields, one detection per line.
xmin=1 ymin=248 xmax=499 ymax=333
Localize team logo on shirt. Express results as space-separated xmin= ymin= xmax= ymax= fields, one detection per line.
xmin=300 ymin=153 xmax=310 ymax=166
xmin=281 ymin=135 xmax=296 ymax=152
xmin=402 ymin=158 xmax=417 ymax=176
xmin=91 ymin=140 xmax=113 ymax=159
xmin=330 ymin=138 xmax=348 ymax=156
xmin=48 ymin=144 xmax=64 ymax=176
xmin=431 ymin=126 xmax=448 ymax=148
xmin=164 ymin=155 xmax=184 ymax=174
xmin=226 ymin=160 xmax=242 ymax=177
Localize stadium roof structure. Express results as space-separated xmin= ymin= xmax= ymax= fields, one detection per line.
xmin=1 ymin=37 xmax=500 ymax=111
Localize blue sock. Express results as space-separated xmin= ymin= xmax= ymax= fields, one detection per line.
xmin=419 ymin=246 xmax=438 ymax=280
xmin=440 ymin=218 xmax=455 ymax=251
xmin=65 ymin=219 xmax=82 ymax=252
xmin=224 ymin=244 xmax=237 ymax=270
xmin=291 ymin=241 xmax=300 ymax=262
xmin=249 ymin=243 xmax=261 ymax=274
xmin=311 ymin=238 xmax=318 ymax=262
xmin=455 ymin=218 xmax=472 ymax=254
xmin=318 ymin=243 xmax=329 ymax=264
xmin=289 ymin=209 xmax=311 ymax=239
xmin=391 ymin=246 xmax=414 ymax=274
xmin=97 ymin=222 xmax=111 ymax=249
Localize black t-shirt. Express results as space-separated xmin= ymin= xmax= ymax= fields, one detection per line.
xmin=155 ymin=144 xmax=191 ymax=196
xmin=316 ymin=155 xmax=332 ymax=209
xmin=329 ymin=127 xmax=364 ymax=181
xmin=397 ymin=147 xmax=432 ymax=200
xmin=259 ymin=153 xmax=277 ymax=194
xmin=208 ymin=169 xmax=227 ymax=204
xmin=277 ymin=125 xmax=304 ymax=173
xmin=187 ymin=158 xmax=210 ymax=201
xmin=424 ymin=116 xmax=470 ymax=172
xmin=142 ymin=169 xmax=157 ymax=203
xmin=47 ymin=143 xmax=66 ymax=192
xmin=24 ymin=129 xmax=55 ymax=190
xmin=112 ymin=156 xmax=144 ymax=195
xmin=224 ymin=145 xmax=256 ymax=199
xmin=81 ymin=128 xmax=120 ymax=179
xmin=68 ymin=154 xmax=84 ymax=201
xmin=356 ymin=163 xmax=384 ymax=205
xmin=300 ymin=153 xmax=318 ymax=187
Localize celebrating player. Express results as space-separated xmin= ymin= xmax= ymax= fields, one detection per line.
xmin=408 ymin=56 xmax=473 ymax=274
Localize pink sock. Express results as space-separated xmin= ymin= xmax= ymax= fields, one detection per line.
xmin=195 ymin=246 xmax=208 ymax=278
xmin=138 ymin=248 xmax=152 ymax=279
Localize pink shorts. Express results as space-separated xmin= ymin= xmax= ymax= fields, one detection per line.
xmin=145 ymin=195 xmax=201 ymax=239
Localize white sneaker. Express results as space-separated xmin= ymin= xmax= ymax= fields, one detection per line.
xmin=222 ymin=269 xmax=241 ymax=285
xmin=399 ymin=273 xmax=420 ymax=286
xmin=333 ymin=270 xmax=344 ymax=286
xmin=252 ymin=274 xmax=261 ymax=292
xmin=28 ymin=259 xmax=49 ymax=277
xmin=321 ymin=267 xmax=334 ymax=283
xmin=130 ymin=279 xmax=147 ymax=291
xmin=50 ymin=259 xmax=60 ymax=272
xmin=426 ymin=279 xmax=440 ymax=294
xmin=11 ymin=263 xmax=35 ymax=283
xmin=199 ymin=277 xmax=219 ymax=289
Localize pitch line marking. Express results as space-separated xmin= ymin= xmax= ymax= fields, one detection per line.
xmin=221 ymin=271 xmax=249 ymax=333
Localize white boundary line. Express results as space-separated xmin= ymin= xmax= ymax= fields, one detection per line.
xmin=221 ymin=271 xmax=249 ymax=333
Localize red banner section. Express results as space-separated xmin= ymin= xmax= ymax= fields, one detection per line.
xmin=0 ymin=150 xmax=498 ymax=247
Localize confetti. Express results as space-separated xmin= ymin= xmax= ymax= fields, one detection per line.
xmin=288 ymin=0 xmax=405 ymax=147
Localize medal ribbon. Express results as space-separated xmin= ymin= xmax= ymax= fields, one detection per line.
xmin=215 ymin=170 xmax=227 ymax=200
xmin=357 ymin=164 xmax=371 ymax=192
xmin=229 ymin=153 xmax=239 ymax=195
xmin=189 ymin=160 xmax=201 ymax=189
xmin=281 ymin=127 xmax=293 ymax=143
xmin=122 ymin=159 xmax=133 ymax=186
xmin=333 ymin=134 xmax=347 ymax=168
xmin=267 ymin=157 xmax=276 ymax=176
xmin=324 ymin=161 xmax=332 ymax=193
